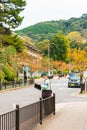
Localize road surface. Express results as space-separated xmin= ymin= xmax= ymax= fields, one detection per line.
xmin=0 ymin=76 xmax=87 ymax=114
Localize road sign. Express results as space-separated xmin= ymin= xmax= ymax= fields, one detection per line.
xmin=25 ymin=66 xmax=30 ymax=71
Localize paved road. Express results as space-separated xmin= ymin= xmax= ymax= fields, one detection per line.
xmin=0 ymin=85 xmax=41 ymax=114
xmin=0 ymin=76 xmax=87 ymax=114
xmin=51 ymin=76 xmax=87 ymax=103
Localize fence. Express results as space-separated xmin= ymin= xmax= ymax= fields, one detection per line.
xmin=0 ymin=79 xmax=34 ymax=90
xmin=0 ymin=94 xmax=55 ymax=130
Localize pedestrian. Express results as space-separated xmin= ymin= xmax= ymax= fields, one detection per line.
xmin=80 ymin=72 xmax=85 ymax=93
xmin=41 ymin=76 xmax=52 ymax=99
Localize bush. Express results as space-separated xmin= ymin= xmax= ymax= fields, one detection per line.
xmin=34 ymin=76 xmax=40 ymax=79
xmin=3 ymin=65 xmax=15 ymax=81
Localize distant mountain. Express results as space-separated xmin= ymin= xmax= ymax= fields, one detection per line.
xmin=15 ymin=14 xmax=87 ymax=42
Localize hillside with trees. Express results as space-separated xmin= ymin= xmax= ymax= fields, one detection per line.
xmin=16 ymin=14 xmax=87 ymax=42
xmin=15 ymin=13 xmax=87 ymax=73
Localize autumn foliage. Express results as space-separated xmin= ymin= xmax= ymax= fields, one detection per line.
xmin=70 ymin=49 xmax=87 ymax=71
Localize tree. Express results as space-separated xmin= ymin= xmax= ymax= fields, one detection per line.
xmin=71 ymin=49 xmax=87 ymax=72
xmin=1 ymin=34 xmax=24 ymax=52
xmin=0 ymin=1 xmax=27 ymax=81
xmin=36 ymin=39 xmax=50 ymax=56
xmin=50 ymin=32 xmax=70 ymax=62
xmin=0 ymin=46 xmax=17 ymax=81
xmin=0 ymin=0 xmax=26 ymax=33
xmin=52 ymin=60 xmax=68 ymax=74
xmin=66 ymin=31 xmax=86 ymax=49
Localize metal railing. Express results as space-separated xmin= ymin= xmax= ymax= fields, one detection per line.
xmin=0 ymin=110 xmax=16 ymax=130
xmin=20 ymin=101 xmax=40 ymax=130
xmin=0 ymin=79 xmax=34 ymax=90
xmin=0 ymin=94 xmax=55 ymax=130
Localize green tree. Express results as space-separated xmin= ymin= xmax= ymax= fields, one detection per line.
xmin=3 ymin=65 xmax=15 ymax=81
xmin=36 ymin=39 xmax=50 ymax=56
xmin=0 ymin=46 xmax=17 ymax=81
xmin=66 ymin=31 xmax=85 ymax=49
xmin=50 ymin=32 xmax=70 ymax=62
xmin=1 ymin=34 xmax=24 ymax=52
xmin=0 ymin=0 xmax=26 ymax=33
xmin=0 ymin=1 xmax=26 ymax=81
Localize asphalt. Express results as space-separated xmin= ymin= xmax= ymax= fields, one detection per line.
xmin=1 ymin=77 xmax=87 ymax=130
xmin=33 ymin=93 xmax=87 ymax=130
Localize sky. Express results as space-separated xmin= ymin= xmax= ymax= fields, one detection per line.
xmin=16 ymin=0 xmax=87 ymax=30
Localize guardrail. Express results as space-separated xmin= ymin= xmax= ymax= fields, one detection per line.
xmin=0 ymin=94 xmax=55 ymax=130
xmin=0 ymin=79 xmax=34 ymax=90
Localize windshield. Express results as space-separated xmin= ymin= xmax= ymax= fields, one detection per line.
xmin=70 ymin=73 xmax=79 ymax=79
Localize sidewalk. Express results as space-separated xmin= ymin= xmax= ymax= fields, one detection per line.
xmin=33 ymin=102 xmax=87 ymax=130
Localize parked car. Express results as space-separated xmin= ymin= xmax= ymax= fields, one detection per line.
xmin=68 ymin=72 xmax=80 ymax=88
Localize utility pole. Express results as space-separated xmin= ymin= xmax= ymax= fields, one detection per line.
xmin=48 ymin=43 xmax=54 ymax=77
xmin=48 ymin=42 xmax=50 ymax=75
